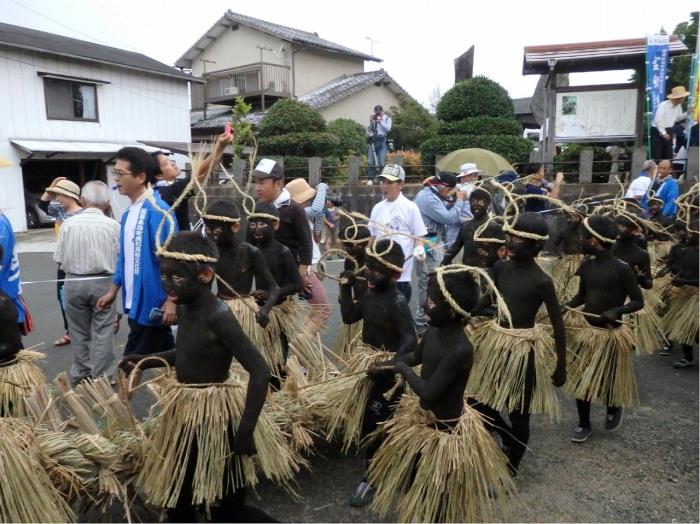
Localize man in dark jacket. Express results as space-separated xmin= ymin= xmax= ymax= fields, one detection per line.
xmin=254 ymin=158 xmax=313 ymax=293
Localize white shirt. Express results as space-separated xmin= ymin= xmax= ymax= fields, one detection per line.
xmin=369 ymin=193 xmax=428 ymax=282
xmin=625 ymin=175 xmax=652 ymax=200
xmin=54 ymin=208 xmax=121 ymax=275
xmin=308 ymin=218 xmax=321 ymax=265
xmin=123 ymin=195 xmax=146 ymax=310
xmin=652 ymin=100 xmax=686 ymax=134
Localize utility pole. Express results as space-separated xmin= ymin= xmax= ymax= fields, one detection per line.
xmin=365 ymin=36 xmax=380 ymax=57
xmin=199 ymin=58 xmax=216 ymax=119
xmin=256 ymin=46 xmax=273 ymax=111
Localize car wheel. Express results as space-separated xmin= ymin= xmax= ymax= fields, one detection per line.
xmin=26 ymin=208 xmax=38 ymax=229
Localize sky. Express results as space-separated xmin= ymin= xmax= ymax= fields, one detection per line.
xmin=0 ymin=0 xmax=697 ymax=108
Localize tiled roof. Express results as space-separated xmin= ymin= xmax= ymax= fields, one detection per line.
xmin=0 ymin=21 xmax=199 ymax=83
xmin=175 ymin=10 xmax=380 ymax=69
xmin=298 ymin=69 xmax=409 ymax=110
xmin=512 ymin=97 xmax=533 ymax=115
xmin=191 ymin=109 xmax=266 ymax=131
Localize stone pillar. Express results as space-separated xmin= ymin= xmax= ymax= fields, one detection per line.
xmin=607 ymin=146 xmax=622 ymax=183
xmin=630 ymin=146 xmax=647 ymax=181
xmin=578 ymin=148 xmax=594 ymax=183
xmin=232 ymin=158 xmax=246 ymax=186
xmin=308 ymin=157 xmax=322 ymax=185
xmin=347 ymin=155 xmax=360 ymax=186
xmin=688 ymin=146 xmax=699 ymax=181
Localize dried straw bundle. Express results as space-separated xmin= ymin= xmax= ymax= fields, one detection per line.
xmin=267 ymin=356 xmax=318 ymax=454
xmin=662 ymin=285 xmax=699 ymax=346
xmin=332 ymin=321 xmax=363 ymax=363
xmin=34 ymin=430 xmax=96 ymax=500
xmin=467 ymin=321 xmax=560 ymax=418
xmin=628 ymin=287 xmax=668 ymax=355
xmin=565 ymin=313 xmax=638 ymax=407
xmin=0 ymin=349 xmax=46 ymax=416
xmin=551 ymin=254 xmax=583 ymax=303
xmin=367 ymin=395 xmax=516 ymax=523
xmin=0 ymin=418 xmax=74 ymax=523
xmin=301 ymin=346 xmax=394 ymax=451
xmin=226 ymin=296 xmax=286 ymax=371
xmin=139 ymin=377 xmax=303 ymax=509
xmin=648 ymin=240 xmax=674 ymax=267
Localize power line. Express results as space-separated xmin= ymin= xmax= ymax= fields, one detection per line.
xmin=7 ymin=0 xmax=137 ymax=51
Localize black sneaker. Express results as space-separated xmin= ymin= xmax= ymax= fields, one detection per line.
xmin=659 ymin=345 xmax=672 ymax=356
xmin=605 ymin=408 xmax=623 ymax=431
xmin=570 ymin=426 xmax=592 ymax=443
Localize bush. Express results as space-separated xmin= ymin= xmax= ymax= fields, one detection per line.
xmin=389 ymin=99 xmax=438 ymax=150
xmin=327 ymin=118 xmax=367 ymax=157
xmin=258 ymin=132 xmax=340 ymax=157
xmin=436 ymin=76 xmax=514 ymax=121
xmin=258 ymin=99 xmax=326 ymax=136
xmin=386 ymin=150 xmax=425 ymax=179
xmin=280 ymin=156 xmax=308 ymax=178
xmin=437 ymin=116 xmax=522 ymax=137
xmin=420 ymin=135 xmax=533 ymax=167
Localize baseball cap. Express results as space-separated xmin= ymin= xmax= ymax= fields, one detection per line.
xmin=430 ymin=171 xmax=458 ymax=188
xmin=45 ymin=179 xmax=81 ymax=202
xmin=458 ymin=163 xmax=480 ymax=178
xmin=374 ymin=104 xmax=383 ymax=112
xmin=253 ymin=158 xmax=284 ymax=180
xmin=378 ymin=164 xmax=405 ymax=182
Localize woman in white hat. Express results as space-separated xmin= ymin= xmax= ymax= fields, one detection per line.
xmin=651 ymin=85 xmax=690 ymax=161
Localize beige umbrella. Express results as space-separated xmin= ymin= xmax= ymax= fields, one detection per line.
xmin=436 ymin=148 xmax=513 ymax=177
xmin=0 ymin=155 xmax=13 ymax=168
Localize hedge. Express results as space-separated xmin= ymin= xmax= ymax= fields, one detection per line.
xmin=275 ymin=155 xmax=344 ymax=182
xmin=258 ymin=99 xmax=326 ymax=136
xmin=419 ymin=135 xmax=533 ymax=166
xmin=258 ymin=132 xmax=340 ymax=157
xmin=437 ymin=116 xmax=522 ymax=137
xmin=436 ymin=76 xmax=514 ymax=121
xmin=327 ymin=118 xmax=367 ymax=157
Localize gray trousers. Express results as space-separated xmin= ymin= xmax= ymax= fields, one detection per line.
xmin=64 ymin=273 xmax=116 ymax=383
xmin=414 ymin=249 xmax=443 ymax=324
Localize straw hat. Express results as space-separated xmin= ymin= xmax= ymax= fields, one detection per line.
xmin=285 ymin=178 xmax=316 ymax=204
xmin=667 ymin=86 xmax=690 ymax=99
xmin=43 ymin=179 xmax=81 ymax=202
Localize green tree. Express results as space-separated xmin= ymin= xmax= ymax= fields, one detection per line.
xmin=327 ymin=118 xmax=367 ymax=157
xmin=388 ymin=99 xmax=438 ymax=150
xmin=436 ymin=76 xmax=514 ymax=121
xmin=668 ymin=11 xmax=698 ymax=90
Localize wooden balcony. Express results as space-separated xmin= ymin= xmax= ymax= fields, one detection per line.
xmin=204 ymin=62 xmax=291 ymax=107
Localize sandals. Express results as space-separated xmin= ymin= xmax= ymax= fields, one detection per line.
xmin=53 ymin=334 xmax=71 ymax=346
xmin=672 ymin=359 xmax=695 ymax=369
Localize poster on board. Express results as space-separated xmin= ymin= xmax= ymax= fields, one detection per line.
xmin=555 ymin=88 xmax=637 ymax=141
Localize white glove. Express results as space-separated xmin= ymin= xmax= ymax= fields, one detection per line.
xmin=413 ymin=245 xmax=426 ymax=262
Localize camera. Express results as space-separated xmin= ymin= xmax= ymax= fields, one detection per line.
xmin=326 ymin=194 xmax=343 ymax=207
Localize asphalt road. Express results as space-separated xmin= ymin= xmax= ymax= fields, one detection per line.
xmin=17 ymin=250 xmax=700 ymax=523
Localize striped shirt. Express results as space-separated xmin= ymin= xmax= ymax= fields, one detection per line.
xmin=54 ymin=208 xmax=121 ymax=275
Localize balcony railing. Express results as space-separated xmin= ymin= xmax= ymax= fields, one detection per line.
xmin=205 ymin=62 xmax=291 ymax=102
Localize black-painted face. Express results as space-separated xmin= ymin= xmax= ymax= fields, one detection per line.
xmin=470 ymin=196 xmax=489 ymax=219
xmin=424 ymin=282 xmax=455 ymax=327
xmin=616 ymin=219 xmax=635 ymax=240
xmin=688 ymin=231 xmax=699 ymax=247
xmin=578 ymin=227 xmax=598 ymax=255
xmin=476 ymin=242 xmax=502 ymax=268
xmin=204 ymin=220 xmax=235 ymax=247
xmin=364 ymin=258 xmax=396 ymax=293
xmin=648 ymin=202 xmax=661 ymax=216
xmin=505 ymin=233 xmax=540 ymax=261
xmin=248 ymin=219 xmax=275 ymax=246
xmin=341 ymin=239 xmax=368 ymax=260
xmin=159 ymin=258 xmax=208 ymax=305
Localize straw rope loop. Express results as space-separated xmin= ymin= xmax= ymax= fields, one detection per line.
xmin=582 ymin=216 xmax=616 ymax=244
xmin=200 ymin=213 xmax=241 ymax=224
xmin=473 ymin=215 xmax=506 ymax=244
xmin=316 ymin=248 xmax=360 ymax=282
xmin=247 ymin=213 xmax=281 ymax=222
xmin=438 ymin=264 xmax=513 ymax=328
xmin=126 ymin=356 xmax=173 ymax=396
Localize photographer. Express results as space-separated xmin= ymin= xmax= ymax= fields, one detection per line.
xmin=366 ymin=104 xmax=392 ymax=185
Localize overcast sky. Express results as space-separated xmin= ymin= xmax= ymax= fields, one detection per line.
xmin=1 ymin=0 xmax=696 ymax=107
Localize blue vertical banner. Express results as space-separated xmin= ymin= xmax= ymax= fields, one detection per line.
xmin=646 ymin=34 xmax=670 ymax=155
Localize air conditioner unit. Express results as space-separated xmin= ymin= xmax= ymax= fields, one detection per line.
xmin=223 ymin=86 xmax=239 ymax=95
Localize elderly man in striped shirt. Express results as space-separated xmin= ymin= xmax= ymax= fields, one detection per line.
xmin=54 ymin=181 xmax=121 ymax=385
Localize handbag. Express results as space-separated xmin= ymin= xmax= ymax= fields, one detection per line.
xmin=19 ymin=295 xmax=34 ymax=335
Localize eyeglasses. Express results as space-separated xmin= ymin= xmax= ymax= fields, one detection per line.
xmin=113 ymin=170 xmax=133 ymax=178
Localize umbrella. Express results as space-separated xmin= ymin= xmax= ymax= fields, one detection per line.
xmin=0 ymin=155 xmax=13 ymax=168
xmin=436 ymin=148 xmax=514 ymax=177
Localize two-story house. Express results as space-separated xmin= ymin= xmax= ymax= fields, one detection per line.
xmin=0 ymin=22 xmax=199 ymax=231
xmin=178 ymin=11 xmax=412 ymax=137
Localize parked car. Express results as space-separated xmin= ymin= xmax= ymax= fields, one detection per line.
xmin=24 ymin=190 xmax=55 ymax=228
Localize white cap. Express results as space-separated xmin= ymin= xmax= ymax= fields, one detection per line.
xmin=458 ymin=162 xmax=480 ymax=177
xmin=378 ymin=164 xmax=405 ymax=182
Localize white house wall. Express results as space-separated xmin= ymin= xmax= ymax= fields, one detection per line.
xmin=293 ymin=50 xmax=363 ymax=98
xmin=320 ymin=83 xmax=403 ymax=127
xmin=0 ymin=45 xmax=191 ymax=231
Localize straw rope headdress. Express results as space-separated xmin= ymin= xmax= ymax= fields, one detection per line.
xmin=473 ymin=215 xmax=506 ymax=244
xmin=676 ymin=183 xmax=700 ymax=234
xmin=435 ymin=264 xmax=513 ymax=328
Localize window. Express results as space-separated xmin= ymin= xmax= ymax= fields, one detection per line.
xmin=44 ymin=78 xmax=98 ymax=121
